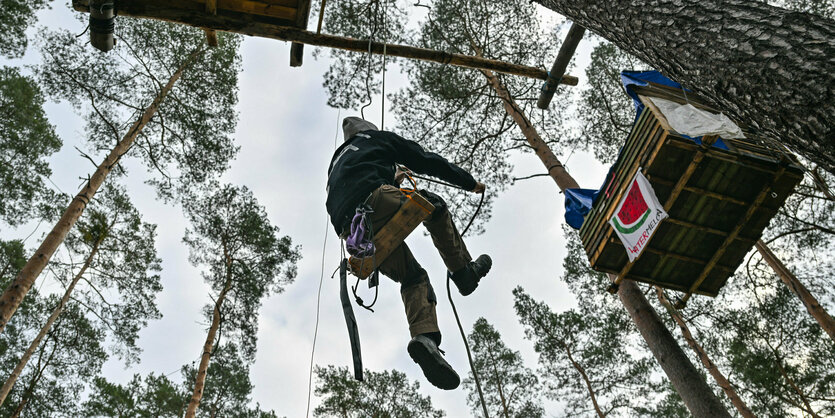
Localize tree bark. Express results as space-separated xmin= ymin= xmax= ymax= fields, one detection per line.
xmin=0 ymin=48 xmax=203 ymax=333
xmin=0 ymin=234 xmax=105 ymax=407
xmin=482 ymin=68 xmax=730 ymax=417
xmin=530 ymin=0 xmax=835 ymax=174
xmin=655 ymin=288 xmax=756 ymax=418
xmin=756 ymin=240 xmax=835 ymax=344
xmin=184 ymin=275 xmax=233 ymax=418
xmin=563 ymin=343 xmax=605 ymax=418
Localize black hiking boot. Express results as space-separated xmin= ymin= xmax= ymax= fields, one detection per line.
xmin=450 ymin=254 xmax=492 ymax=296
xmin=407 ymin=334 xmax=460 ymax=390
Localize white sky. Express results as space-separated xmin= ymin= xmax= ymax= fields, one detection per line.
xmin=2 ymin=2 xmax=611 ymax=416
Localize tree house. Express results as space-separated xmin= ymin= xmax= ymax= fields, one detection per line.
xmin=579 ymin=82 xmax=804 ymax=303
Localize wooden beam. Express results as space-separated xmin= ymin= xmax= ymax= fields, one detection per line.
xmin=72 ymin=0 xmax=579 ymax=83
xmin=290 ymin=0 xmax=311 ymax=66
xmin=645 ymin=175 xmax=748 ymax=206
xmin=203 ymin=0 xmax=218 ymax=47
xmin=537 ymin=22 xmax=585 ymax=109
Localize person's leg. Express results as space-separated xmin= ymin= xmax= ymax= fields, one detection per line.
xmin=420 ymin=190 xmax=492 ymax=296
xmin=368 ymin=185 xmax=440 ymax=338
xmin=367 ymin=186 xmax=458 ymax=389
xmin=420 ymin=190 xmax=471 ymax=272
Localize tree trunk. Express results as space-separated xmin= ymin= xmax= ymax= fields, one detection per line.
xmin=184 ymin=276 xmax=233 ymax=418
xmin=482 ymin=69 xmax=730 ymax=417
xmin=756 ymin=240 xmax=835 ymax=343
xmin=0 ymin=235 xmax=104 ymax=407
xmin=619 ymin=281 xmax=730 ymax=417
xmin=530 ymin=0 xmax=835 ymax=175
xmin=0 ymin=48 xmax=204 ymax=333
xmin=655 ymin=288 xmax=756 ymax=418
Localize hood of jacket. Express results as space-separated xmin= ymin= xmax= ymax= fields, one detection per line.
xmin=342 ymin=117 xmax=379 ymax=141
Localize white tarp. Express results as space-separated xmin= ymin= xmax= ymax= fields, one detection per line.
xmin=649 ymin=96 xmax=746 ymax=139
xmin=609 ymin=170 xmax=669 ymax=262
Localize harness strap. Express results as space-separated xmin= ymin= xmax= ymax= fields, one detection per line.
xmin=339 ymin=258 xmax=364 ymax=381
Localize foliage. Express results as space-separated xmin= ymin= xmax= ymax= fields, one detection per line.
xmin=514 ymin=285 xmax=664 ymax=417
xmin=0 ymin=66 xmax=62 ymax=227
xmin=83 ymin=373 xmax=187 ymax=417
xmin=464 ymin=317 xmax=543 ymax=418
xmin=316 ymin=0 xmax=411 ymax=109
xmin=181 ymin=343 xmax=278 ymax=418
xmin=387 ymin=0 xmax=571 ymax=233
xmin=50 ymin=183 xmax=163 ymax=363
xmin=0 ymin=293 xmax=107 ymax=417
xmin=0 ymin=0 xmax=51 ymax=58
xmin=183 ymin=183 xmax=300 ymax=361
xmin=36 ymin=18 xmax=242 ymax=200
xmin=313 ymin=365 xmax=444 ymax=418
xmin=572 ymin=41 xmax=649 ymax=164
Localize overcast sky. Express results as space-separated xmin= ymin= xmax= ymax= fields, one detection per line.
xmin=2 ymin=2 xmax=611 ymax=416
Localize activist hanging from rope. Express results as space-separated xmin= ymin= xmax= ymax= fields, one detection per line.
xmin=325 ymin=116 xmax=492 ymax=390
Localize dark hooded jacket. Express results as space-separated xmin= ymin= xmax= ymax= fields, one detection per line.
xmin=326 ymin=128 xmax=477 ymax=235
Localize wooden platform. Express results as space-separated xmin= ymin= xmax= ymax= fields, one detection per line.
xmin=579 ymin=84 xmax=804 ymax=297
xmin=349 ymin=192 xmax=434 ymax=279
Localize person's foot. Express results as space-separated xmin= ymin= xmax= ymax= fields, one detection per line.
xmin=407 ymin=335 xmax=460 ymax=390
xmin=450 ymin=254 xmax=492 ymax=296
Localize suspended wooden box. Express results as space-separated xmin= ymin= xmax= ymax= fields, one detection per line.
xmin=579 ymin=83 xmax=804 ymax=298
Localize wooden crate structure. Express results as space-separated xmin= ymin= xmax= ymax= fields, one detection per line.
xmin=349 ymin=192 xmax=435 ymax=279
xmin=579 ymin=83 xmax=804 ymax=298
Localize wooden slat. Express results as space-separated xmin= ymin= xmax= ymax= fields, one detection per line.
xmin=645 ymin=175 xmax=748 ymax=206
xmin=581 ymin=109 xmax=656 ymax=249
xmin=348 ymin=193 xmax=434 ymax=279
xmin=678 ymin=166 xmax=788 ymax=304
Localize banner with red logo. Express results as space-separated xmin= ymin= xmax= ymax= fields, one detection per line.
xmin=609 ymin=170 xmax=668 ymax=262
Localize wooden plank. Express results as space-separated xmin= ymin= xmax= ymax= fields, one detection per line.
xmin=679 ymin=166 xmax=787 ymax=305
xmin=581 ymin=109 xmax=656 ymax=248
xmin=204 ymin=0 xmax=218 ymax=46
xmin=225 ymin=0 xmax=297 ymax=20
xmin=348 ymin=193 xmax=434 ymax=279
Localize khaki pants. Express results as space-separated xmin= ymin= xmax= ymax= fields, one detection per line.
xmin=366 ymin=185 xmax=472 ymax=337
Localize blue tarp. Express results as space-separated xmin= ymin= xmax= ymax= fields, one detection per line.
xmin=564 ymin=71 xmax=729 ymax=229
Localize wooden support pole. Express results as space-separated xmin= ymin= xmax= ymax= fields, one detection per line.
xmin=71 ymin=0 xmax=578 ymax=83
xmin=537 ymin=22 xmax=585 ymax=108
xmin=203 ymin=0 xmax=218 ymax=47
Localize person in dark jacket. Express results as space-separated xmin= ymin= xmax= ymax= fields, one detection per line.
xmin=327 ymin=117 xmax=492 ymax=390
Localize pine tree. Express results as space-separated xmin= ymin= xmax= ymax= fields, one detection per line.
xmin=464 ymin=318 xmax=543 ymax=418
xmin=0 ymin=66 xmax=61 ymax=227
xmin=181 ymin=184 xmax=299 ymax=417
xmin=0 ymin=18 xmax=242 ymax=333
xmin=313 ymin=365 xmax=445 ymax=418
xmin=0 ymin=183 xmax=163 ymax=406
xmin=0 ymin=0 xmax=51 ymax=58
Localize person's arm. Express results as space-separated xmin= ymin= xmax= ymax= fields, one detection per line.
xmin=387 ymin=132 xmax=479 ymax=192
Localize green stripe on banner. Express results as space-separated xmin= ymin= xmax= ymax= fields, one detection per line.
xmin=613 ymin=208 xmax=651 ymax=234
